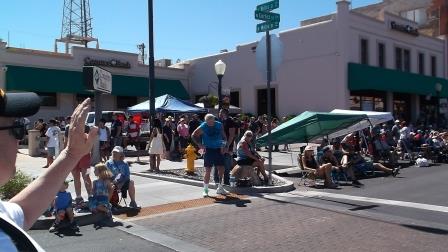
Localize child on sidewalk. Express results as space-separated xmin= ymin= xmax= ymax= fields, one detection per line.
xmin=49 ymin=181 xmax=78 ymax=232
xmin=90 ymin=163 xmax=114 ymax=219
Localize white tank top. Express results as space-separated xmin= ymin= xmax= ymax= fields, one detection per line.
xmin=99 ymin=128 xmax=108 ymax=141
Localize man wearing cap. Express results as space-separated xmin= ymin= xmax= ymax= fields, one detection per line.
xmin=392 ymin=120 xmax=400 ymax=144
xmin=0 ymin=90 xmax=98 ymax=251
xmin=43 ymin=119 xmax=61 ymax=168
xmin=192 ymin=114 xmax=228 ymax=196
xmin=106 ymin=146 xmax=139 ymax=209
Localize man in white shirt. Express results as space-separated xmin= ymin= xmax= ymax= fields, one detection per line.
xmin=44 ymin=119 xmax=61 ymax=168
xmin=0 ymin=89 xmax=98 ymax=251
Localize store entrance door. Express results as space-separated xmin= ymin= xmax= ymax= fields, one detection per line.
xmin=393 ymin=93 xmax=411 ymax=122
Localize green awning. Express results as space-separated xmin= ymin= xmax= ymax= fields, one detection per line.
xmin=348 ymin=63 xmax=448 ymax=97
xmin=256 ymin=111 xmax=367 ymax=146
xmin=5 ymin=65 xmax=190 ymax=99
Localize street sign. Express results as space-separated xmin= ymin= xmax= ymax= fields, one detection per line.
xmin=256 ymin=0 xmax=279 ymax=12
xmin=256 ymin=21 xmax=279 ymax=33
xmin=83 ymin=66 xmax=112 ymax=93
xmin=255 ymin=10 xmax=280 ymax=22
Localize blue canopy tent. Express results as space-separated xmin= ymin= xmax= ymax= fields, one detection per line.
xmin=127 ymin=94 xmax=207 ymax=113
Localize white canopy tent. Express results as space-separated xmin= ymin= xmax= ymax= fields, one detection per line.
xmin=327 ymin=109 xmax=394 ymax=139
xmin=194 ymin=103 xmax=243 ymax=114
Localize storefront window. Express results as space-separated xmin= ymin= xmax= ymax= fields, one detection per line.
xmin=374 ymin=97 xmax=384 ymax=112
xmin=350 ymin=94 xmax=385 ymax=112
xmin=350 ymin=96 xmax=361 ymax=110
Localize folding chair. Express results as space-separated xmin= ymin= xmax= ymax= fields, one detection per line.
xmin=297 ymin=153 xmax=324 ymax=188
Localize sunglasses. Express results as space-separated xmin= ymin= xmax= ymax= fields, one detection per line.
xmin=0 ymin=118 xmax=26 ymax=140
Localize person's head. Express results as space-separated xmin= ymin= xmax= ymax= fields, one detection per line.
xmin=250 ymin=117 xmax=255 ymax=122
xmin=219 ymin=108 xmax=229 ymax=120
xmin=204 ymin=114 xmax=216 ymax=127
xmin=272 ymin=118 xmax=278 ymax=124
xmin=0 ymin=90 xmax=41 ymax=185
xmin=401 ymin=121 xmax=407 ymax=127
xmin=179 ymin=118 xmax=185 ymax=124
xmin=193 ymin=114 xmax=199 ymax=120
xmin=322 ymin=146 xmax=332 ymax=157
xmin=99 ymin=118 xmax=106 ymax=127
xmin=66 ymin=116 xmax=71 ymax=124
xmin=304 ymin=145 xmax=314 ymax=158
xmin=395 ymin=120 xmax=400 ymax=125
xmin=49 ymin=119 xmax=57 ymax=126
xmin=165 ymin=118 xmax=171 ymax=125
xmin=112 ymin=114 xmax=117 ymax=120
xmin=38 ymin=118 xmax=44 ymax=123
xmin=111 ymin=146 xmax=125 ymax=161
xmin=60 ymin=180 xmax=69 ymax=192
xmin=128 ymin=116 xmax=134 ymax=122
xmin=243 ymin=130 xmax=253 ymax=140
xmin=94 ymin=163 xmax=112 ymax=180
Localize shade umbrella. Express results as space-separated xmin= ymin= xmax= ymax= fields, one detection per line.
xmin=256 ymin=111 xmax=368 ymax=146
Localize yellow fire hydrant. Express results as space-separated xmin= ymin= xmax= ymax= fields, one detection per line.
xmin=184 ymin=144 xmax=197 ymax=174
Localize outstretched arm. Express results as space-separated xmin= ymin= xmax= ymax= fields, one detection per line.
xmin=10 ymin=99 xmax=98 ymax=230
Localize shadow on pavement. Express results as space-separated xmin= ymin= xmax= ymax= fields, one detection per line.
xmin=210 ymin=195 xmax=252 ymax=208
xmin=53 ymin=228 xmax=83 ymax=238
xmin=401 ymin=224 xmax=448 ymax=235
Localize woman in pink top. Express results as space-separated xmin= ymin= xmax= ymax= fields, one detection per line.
xmin=177 ymin=118 xmax=190 ymax=151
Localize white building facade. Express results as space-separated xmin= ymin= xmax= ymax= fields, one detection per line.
xmin=0 ymin=43 xmax=190 ymax=121
xmin=185 ymin=0 xmax=448 ymax=123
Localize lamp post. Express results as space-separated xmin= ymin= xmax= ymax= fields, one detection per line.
xmin=435 ymin=83 xmax=443 ymax=129
xmin=214 ymin=60 xmax=226 ymax=110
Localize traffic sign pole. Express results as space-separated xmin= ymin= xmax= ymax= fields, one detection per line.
xmin=266 ymin=31 xmax=273 ymax=185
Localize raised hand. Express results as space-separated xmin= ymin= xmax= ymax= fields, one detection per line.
xmin=66 ymin=98 xmax=99 ymax=159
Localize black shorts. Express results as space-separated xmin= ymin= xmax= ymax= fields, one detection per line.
xmin=119 ymin=179 xmax=130 ymax=198
xmin=204 ymin=148 xmax=225 ymax=167
xmin=163 ymin=139 xmax=172 ymax=151
xmin=237 ymin=158 xmax=256 ymax=166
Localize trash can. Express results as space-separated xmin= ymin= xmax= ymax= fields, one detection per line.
xmin=28 ymin=129 xmax=41 ymax=157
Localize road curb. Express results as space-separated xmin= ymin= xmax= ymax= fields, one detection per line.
xmin=131 ymin=172 xmax=295 ymax=194
xmin=31 ymin=212 xmax=105 ymax=230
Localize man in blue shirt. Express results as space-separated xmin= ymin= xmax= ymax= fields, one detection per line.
xmin=105 ymin=146 xmax=139 ymax=209
xmin=192 ymin=114 xmax=228 ymax=197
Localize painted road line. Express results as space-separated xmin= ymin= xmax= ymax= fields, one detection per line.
xmin=116 ymin=221 xmax=211 ymax=252
xmin=277 ymin=191 xmax=448 ymax=213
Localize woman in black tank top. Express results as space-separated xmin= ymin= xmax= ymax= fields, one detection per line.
xmin=301 ymin=147 xmax=337 ymax=188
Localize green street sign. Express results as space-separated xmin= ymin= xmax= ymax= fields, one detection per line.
xmin=256 ymin=21 xmax=279 ymax=33
xmin=255 ymin=10 xmax=280 ymax=22
xmin=256 ymin=0 xmax=279 ymax=12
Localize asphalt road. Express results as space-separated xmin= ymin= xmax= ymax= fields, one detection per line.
xmin=28 ymin=224 xmax=174 ymax=252
xmin=278 ymin=162 xmax=448 ymax=229
xmin=26 ymin=161 xmax=448 ymax=251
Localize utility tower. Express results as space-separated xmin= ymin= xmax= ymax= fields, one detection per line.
xmin=55 ymin=0 xmax=99 ymax=53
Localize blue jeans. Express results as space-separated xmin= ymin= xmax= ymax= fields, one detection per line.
xmin=214 ymin=153 xmax=232 ymax=185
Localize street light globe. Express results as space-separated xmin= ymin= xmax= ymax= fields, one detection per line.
xmin=435 ymin=83 xmax=443 ymax=93
xmin=215 ymin=60 xmax=226 ymax=76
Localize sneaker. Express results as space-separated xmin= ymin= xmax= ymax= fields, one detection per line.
xmin=69 ymin=221 xmax=79 ymax=231
xmin=74 ymin=197 xmax=84 ymax=206
xmin=49 ymin=222 xmax=60 ymax=233
xmin=202 ymin=188 xmax=209 ymax=198
xmin=129 ymin=201 xmax=140 ymax=209
xmin=216 ymin=185 xmax=229 ymax=195
xmin=352 ymin=180 xmax=364 ymax=187
xmin=392 ymin=168 xmax=400 ymax=177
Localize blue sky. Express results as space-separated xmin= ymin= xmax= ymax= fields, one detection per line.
xmin=0 ymin=0 xmax=381 ymax=61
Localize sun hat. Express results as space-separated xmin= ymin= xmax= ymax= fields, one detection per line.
xmin=0 ymin=89 xmax=41 ymax=117
xmin=304 ymin=145 xmax=314 ymax=152
xmin=112 ymin=146 xmax=124 ymax=154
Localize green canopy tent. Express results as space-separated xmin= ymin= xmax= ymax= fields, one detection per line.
xmin=256 ymin=111 xmax=368 ymax=146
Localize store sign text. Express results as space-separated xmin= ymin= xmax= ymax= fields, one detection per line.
xmin=84 ymin=57 xmax=131 ymax=69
